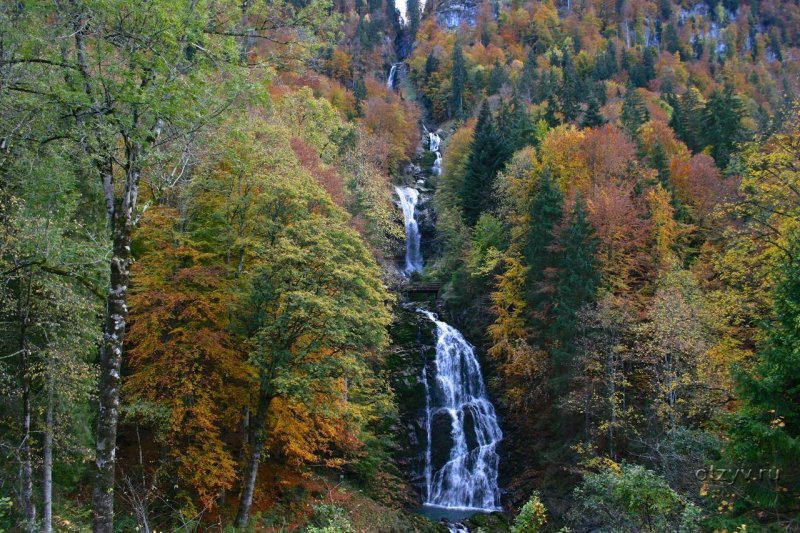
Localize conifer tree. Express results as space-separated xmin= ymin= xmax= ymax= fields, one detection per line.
xmin=459 ymin=101 xmax=510 ymax=225
xmin=668 ymin=87 xmax=705 ymax=152
xmin=561 ymin=48 xmax=580 ymax=122
xmin=702 ymin=84 xmax=746 ymax=168
xmin=726 ymin=230 xmax=800 ymax=516
xmin=549 ymin=196 xmax=599 ymax=368
xmin=488 ymin=61 xmax=507 ymax=95
xmin=451 ymin=41 xmax=468 ymax=119
xmin=544 ymin=93 xmax=560 ymax=127
xmin=523 ymin=169 xmax=564 ymax=333
xmin=407 ymin=0 xmax=421 ymax=38
xmin=620 ymin=86 xmax=650 ymax=137
xmin=521 ymin=47 xmax=539 ymax=100
xmin=582 ymin=91 xmax=606 ymax=128
xmin=497 ymin=95 xmax=535 ymax=151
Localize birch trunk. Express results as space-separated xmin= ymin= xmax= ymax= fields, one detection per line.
xmin=19 ymin=267 xmax=36 ymax=532
xmin=235 ymin=390 xmax=271 ymax=528
xmin=92 ymin=163 xmax=139 ymax=533
xmin=42 ymin=362 xmax=54 ymax=533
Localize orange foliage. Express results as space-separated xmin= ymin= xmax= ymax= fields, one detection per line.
xmin=290 ymin=137 xmax=348 ymax=207
xmin=587 ymin=181 xmax=651 ymax=293
xmin=126 ymin=207 xmax=253 ymax=509
xmin=581 ymin=124 xmax=637 ymax=181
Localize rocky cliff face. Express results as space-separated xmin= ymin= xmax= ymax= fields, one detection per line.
xmin=387 ymin=303 xmax=439 ymax=502
xmin=433 ymin=0 xmax=479 ymax=28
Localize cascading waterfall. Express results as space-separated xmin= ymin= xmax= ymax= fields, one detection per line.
xmin=419 ymin=310 xmax=502 ymax=511
xmin=387 ymin=63 xmax=399 ymax=90
xmin=395 ymin=186 xmax=423 ymax=273
xmin=395 ymin=126 xmax=502 ymax=515
xmin=428 ymin=131 xmax=443 ymax=176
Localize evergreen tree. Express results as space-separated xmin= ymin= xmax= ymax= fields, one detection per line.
xmin=582 ymin=90 xmax=606 ymax=128
xmin=424 ymin=51 xmax=439 ymax=82
xmin=407 ymin=0 xmax=421 ymax=38
xmin=664 ymin=23 xmax=681 ymax=55
xmin=451 ymin=41 xmax=468 ymax=119
xmin=726 ymin=230 xmax=800 ymax=516
xmin=668 ymin=87 xmax=704 ymax=152
xmin=497 ymin=95 xmax=534 ymax=151
xmin=550 ymin=195 xmax=599 ymax=368
xmin=561 ymin=48 xmax=580 ymax=122
xmin=593 ymin=40 xmax=618 ymax=81
xmin=544 ymin=92 xmax=560 ymax=127
xmin=523 ymin=169 xmax=564 ymax=333
xmin=459 ymin=101 xmax=511 ymax=225
xmin=481 ymin=24 xmax=492 ymax=47
xmin=620 ymin=86 xmax=650 ymax=137
xmin=353 ymin=77 xmax=367 ymax=116
xmin=702 ymin=84 xmax=746 ymax=168
xmin=521 ymin=47 xmax=539 ymax=100
xmin=488 ymin=61 xmax=507 ymax=95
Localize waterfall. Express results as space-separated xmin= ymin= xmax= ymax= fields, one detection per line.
xmin=395 ymin=186 xmax=423 ymax=273
xmin=394 ymin=126 xmax=502 ymax=514
xmin=387 ymin=64 xmax=398 ymax=90
xmin=428 ymin=132 xmax=441 ymax=152
xmin=428 ymin=132 xmax=443 ymax=176
xmin=419 ymin=310 xmax=502 ymax=511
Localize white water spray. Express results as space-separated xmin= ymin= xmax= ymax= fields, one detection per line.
xmin=394 ymin=127 xmax=503 ymax=513
xmin=395 ymin=186 xmax=423 ymax=273
xmin=420 ymin=310 xmax=503 ymax=511
xmin=388 ymin=64 xmax=399 ymax=90
xmin=428 ymin=132 xmax=443 ymax=176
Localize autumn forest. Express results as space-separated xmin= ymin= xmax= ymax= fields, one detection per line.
xmin=1 ymin=0 xmax=799 ymax=531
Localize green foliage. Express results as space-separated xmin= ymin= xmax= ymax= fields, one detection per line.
xmin=451 ymin=41 xmax=468 ymax=119
xmin=550 ymin=196 xmax=600 ymax=368
xmin=620 ymin=87 xmax=650 ymax=137
xmin=307 ymin=504 xmax=353 ymax=533
xmin=570 ymin=463 xmax=702 ymax=532
xmin=523 ymin=169 xmax=563 ymax=332
xmin=702 ymin=85 xmax=747 ymax=168
xmin=512 ymin=492 xmax=548 ymax=533
xmin=724 ymin=229 xmax=800 ymax=518
xmin=460 ymin=101 xmax=512 ymax=226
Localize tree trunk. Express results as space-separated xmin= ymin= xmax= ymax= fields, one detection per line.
xmin=42 ymin=361 xmax=54 ymax=533
xmin=92 ymin=192 xmax=135 ymax=533
xmin=19 ymin=267 xmax=36 ymax=533
xmin=235 ymin=390 xmax=271 ymax=528
xmin=20 ymin=356 xmax=35 ymax=533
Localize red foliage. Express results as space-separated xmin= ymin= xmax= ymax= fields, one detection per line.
xmin=290 ymin=137 xmax=349 ymax=207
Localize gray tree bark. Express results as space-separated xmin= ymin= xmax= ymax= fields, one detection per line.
xmin=92 ymin=164 xmax=138 ymax=533
xmin=235 ymin=390 xmax=271 ymax=528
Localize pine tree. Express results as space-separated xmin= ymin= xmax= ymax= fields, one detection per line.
xmin=544 ymin=92 xmax=560 ymax=127
xmin=523 ymin=169 xmax=564 ymax=333
xmin=459 ymin=101 xmax=511 ymax=225
xmin=549 ymin=196 xmax=599 ymax=369
xmin=582 ymin=91 xmax=606 ymax=128
xmin=620 ymin=86 xmax=650 ymax=137
xmin=593 ymin=40 xmax=618 ymax=80
xmin=488 ymin=61 xmax=507 ymax=95
xmin=424 ymin=52 xmax=439 ymax=82
xmin=702 ymin=84 xmax=746 ymax=168
xmin=561 ymin=48 xmax=580 ymax=122
xmin=353 ymin=77 xmax=367 ymax=116
xmin=521 ymin=47 xmax=539 ymax=100
xmin=451 ymin=41 xmax=468 ymax=119
xmin=668 ymin=87 xmax=705 ymax=152
xmin=407 ymin=0 xmax=421 ymax=37
xmin=726 ymin=230 xmax=800 ymax=516
xmin=497 ymin=95 xmax=534 ymax=151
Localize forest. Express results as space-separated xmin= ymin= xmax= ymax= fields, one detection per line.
xmin=0 ymin=0 xmax=799 ymax=531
